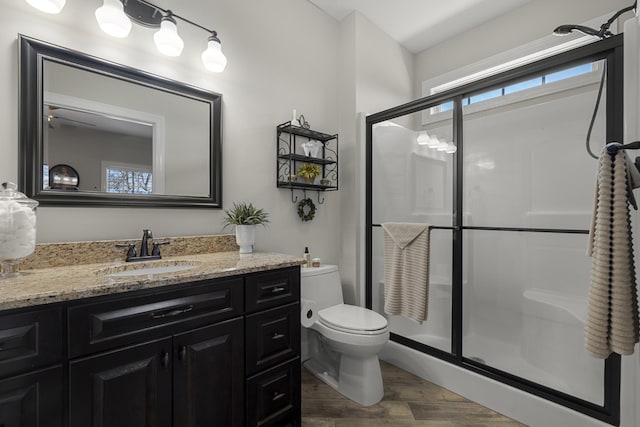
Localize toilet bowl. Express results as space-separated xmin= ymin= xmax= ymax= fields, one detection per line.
xmin=301 ymin=265 xmax=389 ymax=406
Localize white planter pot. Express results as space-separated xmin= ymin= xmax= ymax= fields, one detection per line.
xmin=235 ymin=225 xmax=256 ymax=254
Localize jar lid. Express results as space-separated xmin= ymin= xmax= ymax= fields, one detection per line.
xmin=0 ymin=182 xmax=39 ymax=208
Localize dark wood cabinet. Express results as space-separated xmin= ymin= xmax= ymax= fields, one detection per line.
xmin=0 ymin=266 xmax=300 ymax=427
xmin=173 ymin=318 xmax=244 ymax=427
xmin=0 ymin=366 xmax=63 ymax=427
xmin=69 ymin=338 xmax=173 ymax=427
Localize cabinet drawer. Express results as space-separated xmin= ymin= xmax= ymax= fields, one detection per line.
xmin=68 ymin=278 xmax=243 ymax=358
xmin=246 ymin=303 xmax=300 ymax=376
xmin=245 ymin=268 xmax=300 ymax=313
xmin=246 ymin=358 xmax=300 ymax=427
xmin=0 ymin=307 xmax=62 ymax=378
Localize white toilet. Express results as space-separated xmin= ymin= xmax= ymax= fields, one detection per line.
xmin=301 ymin=265 xmax=389 ymax=406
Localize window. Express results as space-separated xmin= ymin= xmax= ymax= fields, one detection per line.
xmin=102 ymin=162 xmax=153 ymax=194
xmin=434 ymin=63 xmax=595 ymax=114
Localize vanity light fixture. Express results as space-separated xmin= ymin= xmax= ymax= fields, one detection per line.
xmin=27 ymin=0 xmax=227 ymax=72
xmin=436 ymin=139 xmax=449 ymax=152
xmin=416 ymin=131 xmax=430 ymax=145
xmin=25 ymin=0 xmax=65 ymax=14
xmin=153 ymin=11 xmax=183 ymax=56
xmin=426 ymin=136 xmax=440 ymax=149
xmin=95 ymin=0 xmax=132 ymax=38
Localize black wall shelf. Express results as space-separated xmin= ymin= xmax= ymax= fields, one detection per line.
xmin=277 ymin=121 xmax=338 ymax=204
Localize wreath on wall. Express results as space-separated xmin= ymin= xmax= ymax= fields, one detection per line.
xmin=297 ymin=198 xmax=316 ymax=222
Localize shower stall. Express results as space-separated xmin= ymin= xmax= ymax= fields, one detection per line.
xmin=365 ymin=36 xmax=623 ymax=425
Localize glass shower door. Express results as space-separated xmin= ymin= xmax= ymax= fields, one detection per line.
xmin=461 ymin=60 xmax=606 ymax=404
xmin=371 ymin=107 xmax=454 ymax=353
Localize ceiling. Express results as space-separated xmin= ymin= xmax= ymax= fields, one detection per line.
xmin=308 ymin=0 xmax=530 ymax=53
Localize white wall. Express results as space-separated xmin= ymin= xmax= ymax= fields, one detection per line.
xmin=0 ymin=0 xmax=341 ymax=262
xmin=414 ymin=0 xmax=632 ymax=96
xmin=338 ymin=12 xmax=414 ymax=304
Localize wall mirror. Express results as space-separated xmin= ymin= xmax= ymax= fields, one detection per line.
xmin=19 ymin=36 xmax=222 ymax=208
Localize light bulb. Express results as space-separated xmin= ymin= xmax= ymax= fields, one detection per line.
xmin=445 ymin=143 xmax=457 ymax=154
xmin=154 ymin=13 xmax=184 ymax=57
xmin=416 ymin=131 xmax=430 ymax=145
xmin=427 ymin=136 xmax=440 ymax=148
xmin=437 ymin=139 xmax=449 ymax=151
xmin=95 ymin=0 xmax=131 ymax=38
xmin=26 ymin=0 xmax=65 ymax=14
xmin=201 ymin=34 xmax=227 ymax=72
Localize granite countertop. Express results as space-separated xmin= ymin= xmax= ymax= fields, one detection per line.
xmin=0 ymin=251 xmax=305 ymax=311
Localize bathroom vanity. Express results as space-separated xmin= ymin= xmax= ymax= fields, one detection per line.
xmin=0 ymin=250 xmax=302 ymax=427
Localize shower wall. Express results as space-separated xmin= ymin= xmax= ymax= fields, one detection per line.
xmin=370 ymin=62 xmax=610 ymax=414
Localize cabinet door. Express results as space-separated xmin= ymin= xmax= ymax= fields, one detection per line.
xmin=173 ymin=317 xmax=244 ymax=427
xmin=0 ymin=366 xmax=62 ymax=427
xmin=69 ymin=337 xmax=172 ymax=427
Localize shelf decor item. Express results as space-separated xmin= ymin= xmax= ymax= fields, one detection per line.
xmin=223 ymin=202 xmax=269 ymax=253
xmin=297 ymin=197 xmax=316 ymax=222
xmin=297 ymin=163 xmax=321 ymax=184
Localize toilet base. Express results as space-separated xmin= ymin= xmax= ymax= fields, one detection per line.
xmin=303 ymin=353 xmax=384 ymax=406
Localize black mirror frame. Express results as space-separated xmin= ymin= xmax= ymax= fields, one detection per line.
xmin=19 ymin=35 xmax=222 ymax=208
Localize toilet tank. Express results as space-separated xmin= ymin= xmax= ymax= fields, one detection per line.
xmin=300 ymin=264 xmax=343 ymax=310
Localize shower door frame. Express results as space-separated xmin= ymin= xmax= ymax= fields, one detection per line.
xmin=365 ymin=35 xmax=623 ymax=425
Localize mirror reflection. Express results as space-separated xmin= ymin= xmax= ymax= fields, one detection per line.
xmin=20 ymin=36 xmax=222 ymax=208
xmin=43 ymin=60 xmax=210 ymax=197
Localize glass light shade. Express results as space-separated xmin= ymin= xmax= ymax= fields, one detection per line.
xmin=416 ymin=131 xmax=430 ymax=145
xmin=445 ymin=143 xmax=458 ymax=154
xmin=154 ymin=18 xmax=184 ymax=57
xmin=201 ymin=38 xmax=227 ymax=72
xmin=437 ymin=140 xmax=449 ymax=151
xmin=427 ymin=136 xmax=440 ymax=148
xmin=95 ymin=0 xmax=131 ymax=38
xmin=26 ymin=0 xmax=65 ymax=14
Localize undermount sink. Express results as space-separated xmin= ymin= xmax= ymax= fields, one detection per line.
xmin=98 ymin=261 xmax=200 ymax=278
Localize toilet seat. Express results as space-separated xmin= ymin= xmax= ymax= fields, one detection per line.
xmin=318 ymin=304 xmax=388 ymax=335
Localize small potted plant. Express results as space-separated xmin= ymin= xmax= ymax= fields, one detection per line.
xmin=297 ymin=163 xmax=321 ymax=184
xmin=223 ymin=202 xmax=269 ymax=254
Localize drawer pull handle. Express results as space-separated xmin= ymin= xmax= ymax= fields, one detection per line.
xmin=161 ymin=351 xmax=169 ymax=368
xmin=150 ymin=305 xmax=194 ymax=319
xmin=272 ymin=392 xmax=286 ymax=401
xmin=271 ymin=333 xmax=285 ymax=340
xmin=271 ymin=286 xmax=286 ymax=293
xmin=178 ymin=345 xmax=187 ymax=361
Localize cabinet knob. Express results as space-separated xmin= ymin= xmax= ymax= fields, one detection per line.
xmin=272 ymin=391 xmax=286 ymax=401
xmin=271 ymin=332 xmax=285 ymax=340
xmin=178 ymin=345 xmax=187 ymax=361
xmin=161 ymin=351 xmax=169 ymax=368
xmin=271 ymin=286 xmax=285 ymax=293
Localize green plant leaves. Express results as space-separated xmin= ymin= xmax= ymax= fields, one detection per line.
xmin=223 ymin=202 xmax=270 ymax=227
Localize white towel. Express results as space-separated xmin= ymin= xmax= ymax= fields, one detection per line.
xmin=381 ymin=223 xmax=430 ymax=322
xmin=585 ymin=145 xmax=640 ymax=358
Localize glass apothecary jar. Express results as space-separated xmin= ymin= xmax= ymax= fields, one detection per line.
xmin=0 ymin=182 xmax=38 ymax=278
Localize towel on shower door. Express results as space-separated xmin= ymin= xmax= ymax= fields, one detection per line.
xmin=585 ymin=144 xmax=640 ymax=358
xmin=382 ymin=222 xmax=431 ymax=322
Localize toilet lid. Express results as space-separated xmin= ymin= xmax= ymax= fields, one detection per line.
xmin=318 ymin=304 xmax=388 ymax=333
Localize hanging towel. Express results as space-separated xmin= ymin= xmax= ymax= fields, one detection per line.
xmin=381 ymin=222 xmax=431 ymax=322
xmin=585 ymin=144 xmax=640 ymax=358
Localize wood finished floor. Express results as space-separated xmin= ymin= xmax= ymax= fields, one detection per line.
xmin=302 ymin=361 xmax=528 ymax=427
